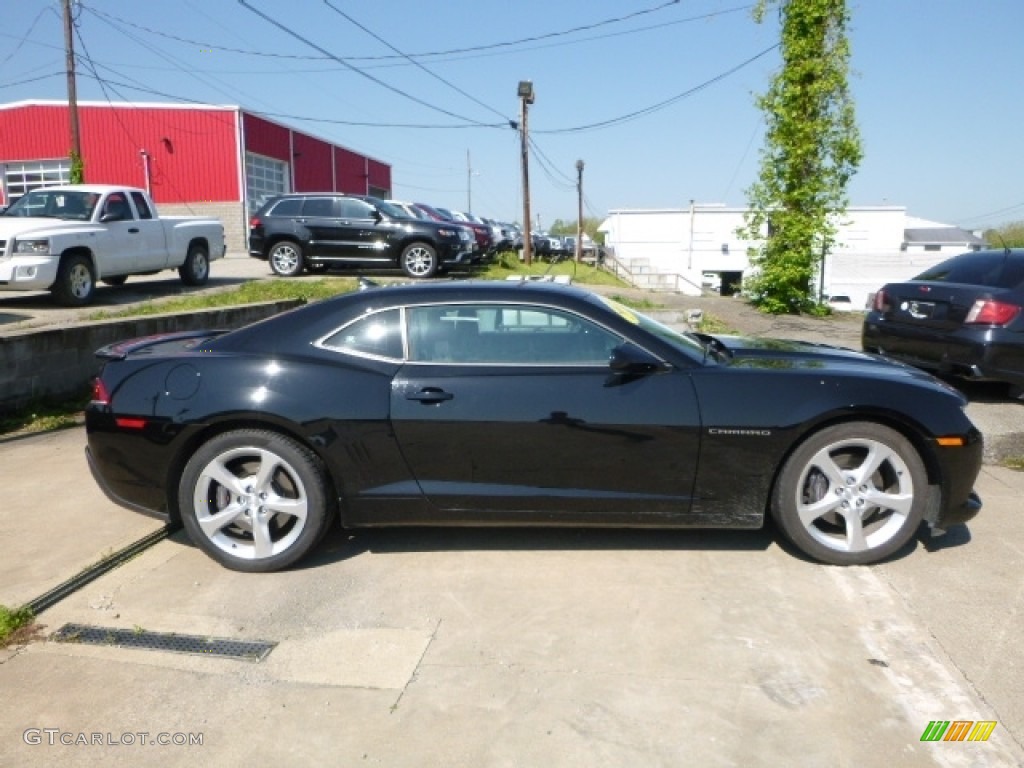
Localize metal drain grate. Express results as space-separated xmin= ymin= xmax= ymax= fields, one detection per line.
xmin=51 ymin=623 xmax=276 ymax=662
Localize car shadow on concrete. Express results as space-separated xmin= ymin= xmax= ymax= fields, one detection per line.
xmin=297 ymin=524 xmax=775 ymax=570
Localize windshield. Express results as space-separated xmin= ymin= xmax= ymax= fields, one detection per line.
xmin=374 ymin=199 xmax=411 ymax=220
xmin=3 ymin=189 xmax=98 ymax=221
xmin=595 ymin=295 xmax=707 ymax=358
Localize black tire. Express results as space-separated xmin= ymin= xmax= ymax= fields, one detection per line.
xmin=102 ymin=275 xmax=128 ymax=286
xmin=51 ymin=254 xmax=96 ymax=306
xmin=179 ymin=243 xmax=210 ymax=286
xmin=771 ymin=422 xmax=927 ymax=565
xmin=400 ymin=241 xmax=438 ymax=279
xmin=269 ymin=241 xmax=304 ymax=277
xmin=178 ymin=430 xmax=335 ymax=572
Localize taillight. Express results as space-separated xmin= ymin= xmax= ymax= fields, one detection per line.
xmin=872 ymin=289 xmax=890 ymax=312
xmin=965 ymin=299 xmax=1021 ymax=326
xmin=249 ymin=216 xmax=261 ymax=229
xmin=91 ymin=378 xmax=111 ymax=406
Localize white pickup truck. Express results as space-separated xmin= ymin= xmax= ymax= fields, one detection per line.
xmin=0 ymin=185 xmax=226 ymax=306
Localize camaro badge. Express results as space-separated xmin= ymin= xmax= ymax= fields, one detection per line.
xmin=708 ymin=428 xmax=772 ymax=436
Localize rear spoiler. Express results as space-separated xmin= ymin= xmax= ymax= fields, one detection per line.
xmin=94 ymin=329 xmax=229 ymax=361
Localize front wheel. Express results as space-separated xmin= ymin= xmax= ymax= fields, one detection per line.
xmin=178 ymin=430 xmax=335 ymax=572
xmin=400 ymin=242 xmax=438 ymax=278
xmin=771 ymin=422 xmax=927 ymax=565
xmin=51 ymin=254 xmax=96 ymax=306
xmin=269 ymin=241 xmax=304 ymax=277
xmin=179 ymin=243 xmax=210 ymax=286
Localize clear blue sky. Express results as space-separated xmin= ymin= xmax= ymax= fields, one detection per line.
xmin=2 ymin=1 xmax=1022 ymax=231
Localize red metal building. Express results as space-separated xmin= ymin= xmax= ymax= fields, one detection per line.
xmin=0 ymin=100 xmax=392 ymax=250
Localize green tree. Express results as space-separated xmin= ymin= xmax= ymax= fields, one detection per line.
xmin=740 ymin=0 xmax=862 ymax=314
xmin=549 ymin=216 xmax=604 ymax=242
xmin=983 ymin=221 xmax=1024 ymax=248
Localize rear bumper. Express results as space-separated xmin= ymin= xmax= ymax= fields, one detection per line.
xmin=863 ymin=317 xmax=1024 ymax=388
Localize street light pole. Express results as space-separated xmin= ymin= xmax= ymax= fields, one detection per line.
xmin=575 ymin=159 xmax=584 ymax=262
xmin=518 ymin=81 xmax=534 ymax=266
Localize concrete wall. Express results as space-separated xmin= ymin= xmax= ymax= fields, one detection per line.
xmin=0 ymin=299 xmax=302 ymax=415
xmin=159 ymin=201 xmax=248 ymax=254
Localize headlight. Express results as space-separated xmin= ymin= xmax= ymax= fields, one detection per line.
xmin=14 ymin=238 xmax=50 ymax=255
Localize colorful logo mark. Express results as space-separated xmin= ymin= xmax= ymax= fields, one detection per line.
xmin=920 ymin=720 xmax=997 ymax=742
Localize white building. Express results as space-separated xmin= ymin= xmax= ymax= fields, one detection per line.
xmin=598 ymin=204 xmax=985 ymax=309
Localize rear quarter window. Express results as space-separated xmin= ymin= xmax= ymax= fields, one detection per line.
xmin=269 ymin=198 xmax=303 ymax=217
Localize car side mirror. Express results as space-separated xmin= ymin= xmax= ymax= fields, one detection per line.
xmin=608 ymin=343 xmax=668 ymax=375
xmin=371 ymin=208 xmax=383 ymax=223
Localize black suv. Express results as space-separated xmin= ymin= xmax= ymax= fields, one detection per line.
xmin=249 ymin=194 xmax=474 ymax=279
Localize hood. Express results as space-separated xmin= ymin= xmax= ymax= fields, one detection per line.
xmin=0 ymin=216 xmax=94 ymax=240
xmin=711 ymin=333 xmax=967 ymax=399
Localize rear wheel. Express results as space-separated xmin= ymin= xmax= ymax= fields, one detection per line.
xmin=179 ymin=243 xmax=210 ymax=286
xmin=178 ymin=430 xmax=334 ymax=572
xmin=269 ymin=241 xmax=304 ymax=277
xmin=771 ymin=422 xmax=927 ymax=565
xmin=51 ymin=254 xmax=95 ymax=306
xmin=400 ymin=242 xmax=438 ymax=278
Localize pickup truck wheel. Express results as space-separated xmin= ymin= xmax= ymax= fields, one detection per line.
xmin=401 ymin=242 xmax=438 ymax=278
xmin=269 ymin=242 xmax=304 ymax=277
xmin=52 ymin=255 xmax=95 ymax=306
xmin=179 ymin=244 xmax=210 ymax=286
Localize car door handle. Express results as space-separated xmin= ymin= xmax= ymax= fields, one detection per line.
xmin=406 ymin=387 xmax=454 ymax=404
xmin=128 ymin=228 xmax=139 ymax=233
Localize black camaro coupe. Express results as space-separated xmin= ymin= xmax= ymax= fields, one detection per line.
xmin=85 ymin=281 xmax=983 ymax=572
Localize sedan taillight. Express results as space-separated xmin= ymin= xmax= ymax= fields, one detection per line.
xmin=872 ymin=289 xmax=890 ymax=312
xmin=91 ymin=378 xmax=111 ymax=406
xmin=964 ymin=299 xmax=1021 ymax=326
xmin=249 ymin=216 xmax=261 ymax=229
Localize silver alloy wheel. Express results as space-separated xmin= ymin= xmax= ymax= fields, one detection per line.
xmin=269 ymin=243 xmax=302 ymax=276
xmin=402 ymin=243 xmax=437 ymax=278
xmin=794 ymin=436 xmax=914 ymax=553
xmin=69 ymin=262 xmax=93 ymax=299
xmin=191 ymin=445 xmax=310 ymax=561
xmin=191 ymin=248 xmax=209 ymax=281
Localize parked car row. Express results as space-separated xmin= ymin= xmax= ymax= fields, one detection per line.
xmin=249 ymin=194 xmax=469 ymax=279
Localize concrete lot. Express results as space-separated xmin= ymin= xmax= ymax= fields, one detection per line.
xmin=1 ymin=256 xmax=1023 ymax=766
xmin=1 ymin=428 xmax=1023 ymax=766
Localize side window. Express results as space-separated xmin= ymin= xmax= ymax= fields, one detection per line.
xmin=129 ymin=193 xmax=152 ymax=221
xmin=406 ymin=304 xmax=621 ymax=365
xmin=320 ymin=308 xmax=403 ymax=360
xmin=301 ymin=197 xmax=337 ymax=217
xmin=338 ymin=199 xmax=376 ymax=219
xmin=130 ymin=192 xmax=153 ymax=220
xmin=269 ymin=198 xmax=302 ymax=217
xmin=101 ymin=192 xmax=132 ymax=221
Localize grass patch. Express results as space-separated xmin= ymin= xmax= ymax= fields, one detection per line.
xmin=1004 ymin=456 xmax=1024 ymax=471
xmin=0 ymin=391 xmax=91 ymax=438
xmin=0 ymin=604 xmax=40 ymax=648
xmin=607 ymin=294 xmax=665 ymax=311
xmin=476 ymin=254 xmax=627 ymax=287
xmin=86 ymin=277 xmax=359 ymax=321
xmin=697 ymin=313 xmax=738 ymax=335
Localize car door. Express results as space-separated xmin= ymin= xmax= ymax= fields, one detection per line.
xmin=95 ymin=191 xmax=142 ymax=273
xmin=389 ymin=302 xmax=702 ymax=523
xmin=336 ymin=198 xmax=392 ymax=265
xmin=128 ymin=191 xmax=168 ymax=270
xmin=297 ymin=196 xmax=344 ymax=259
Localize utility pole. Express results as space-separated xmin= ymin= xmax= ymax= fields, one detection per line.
xmin=518 ymin=81 xmax=534 ymax=265
xmin=575 ymin=159 xmax=584 ymax=262
xmin=62 ymin=0 xmax=82 ymax=181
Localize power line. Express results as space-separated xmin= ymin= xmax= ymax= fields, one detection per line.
xmin=537 ymin=43 xmax=780 ymax=134
xmin=236 ymin=0 xmax=501 ymax=128
xmin=0 ymin=6 xmax=56 ymax=67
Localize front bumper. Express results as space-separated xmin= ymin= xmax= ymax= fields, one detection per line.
xmin=0 ymin=256 xmax=59 ymax=291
